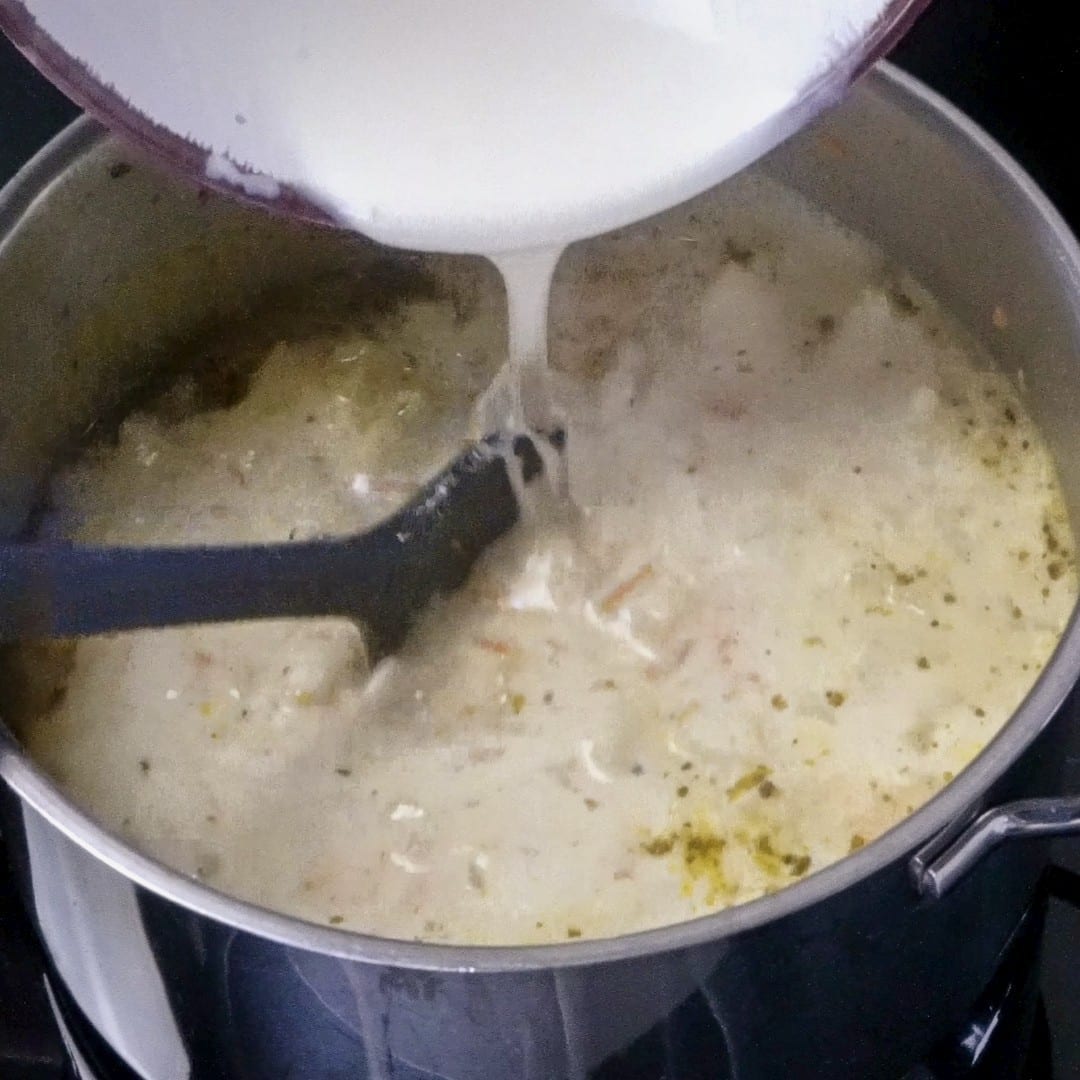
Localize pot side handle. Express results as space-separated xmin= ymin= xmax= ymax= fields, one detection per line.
xmin=911 ymin=796 xmax=1080 ymax=900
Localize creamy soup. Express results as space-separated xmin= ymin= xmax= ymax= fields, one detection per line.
xmin=11 ymin=176 xmax=1077 ymax=944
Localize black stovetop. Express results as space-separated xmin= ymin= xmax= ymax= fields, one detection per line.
xmin=2 ymin=1 xmax=1080 ymax=1076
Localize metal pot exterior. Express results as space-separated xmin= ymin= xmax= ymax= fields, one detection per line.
xmin=2 ymin=66 xmax=1080 ymax=1079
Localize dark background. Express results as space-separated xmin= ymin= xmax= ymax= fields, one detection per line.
xmin=1 ymin=0 xmax=1080 ymax=1076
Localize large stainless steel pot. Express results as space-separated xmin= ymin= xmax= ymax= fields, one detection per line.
xmin=3 ymin=64 xmax=1080 ymax=1080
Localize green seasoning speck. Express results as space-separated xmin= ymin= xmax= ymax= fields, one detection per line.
xmin=887 ymin=286 xmax=919 ymax=316
xmin=328 ymin=915 xmax=344 ymax=926
xmin=770 ymin=693 xmax=788 ymax=711
xmin=825 ymin=690 xmax=846 ymax=707
xmin=685 ymin=833 xmax=726 ymax=864
xmin=727 ymin=765 xmax=771 ymax=800
xmin=916 ymin=656 xmax=930 ymax=670
xmin=1044 ymin=519 xmax=1061 ymax=553
xmin=642 ymin=836 xmax=675 ymax=856
xmin=788 ymin=854 xmax=812 ymax=877
xmin=567 ymin=927 xmax=582 ymax=939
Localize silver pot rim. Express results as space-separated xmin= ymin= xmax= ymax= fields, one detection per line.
xmin=2 ymin=61 xmax=1079 ymax=974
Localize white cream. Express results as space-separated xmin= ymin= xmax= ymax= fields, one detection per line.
xmin=476 ymin=247 xmax=563 ymax=433
xmin=24 ymin=0 xmax=891 ymax=252
xmin=15 ymin=176 xmax=1076 ymax=945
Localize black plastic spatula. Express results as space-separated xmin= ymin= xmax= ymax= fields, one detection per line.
xmin=0 ymin=433 xmax=547 ymax=662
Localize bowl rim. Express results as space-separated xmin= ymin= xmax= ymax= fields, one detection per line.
xmin=1 ymin=61 xmax=1079 ymax=973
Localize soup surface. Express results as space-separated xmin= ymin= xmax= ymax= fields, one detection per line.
xmin=13 ymin=176 xmax=1077 ymax=944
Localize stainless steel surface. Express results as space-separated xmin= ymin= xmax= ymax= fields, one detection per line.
xmin=0 ymin=435 xmax=536 ymax=659
xmin=1 ymin=64 xmax=1080 ymax=1078
xmin=914 ymin=796 xmax=1080 ymax=900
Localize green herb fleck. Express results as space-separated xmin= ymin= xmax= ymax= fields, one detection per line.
xmin=642 ymin=836 xmax=675 ymax=856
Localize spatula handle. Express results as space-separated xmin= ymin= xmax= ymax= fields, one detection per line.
xmin=0 ymin=539 xmax=352 ymax=639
